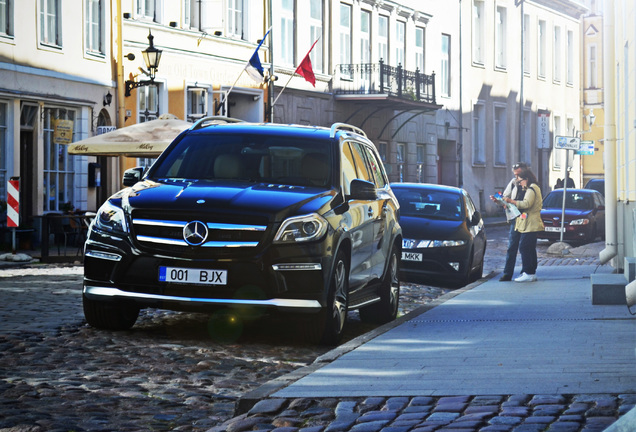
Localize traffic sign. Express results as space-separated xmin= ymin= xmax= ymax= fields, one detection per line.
xmin=577 ymin=140 xmax=594 ymax=155
xmin=554 ymin=136 xmax=581 ymax=150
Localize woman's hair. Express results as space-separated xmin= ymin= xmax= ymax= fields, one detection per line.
xmin=518 ymin=168 xmax=538 ymax=186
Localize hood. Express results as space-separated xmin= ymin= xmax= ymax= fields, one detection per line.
xmin=122 ymin=180 xmax=337 ymax=221
xmin=399 ymin=215 xmax=467 ymax=240
xmin=541 ymin=208 xmax=592 ymax=220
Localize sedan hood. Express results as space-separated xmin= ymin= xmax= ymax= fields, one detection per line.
xmin=122 ymin=180 xmax=336 ymax=221
xmin=399 ymin=215 xmax=465 ymax=239
xmin=541 ymin=208 xmax=592 ymax=220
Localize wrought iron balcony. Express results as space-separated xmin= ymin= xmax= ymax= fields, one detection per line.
xmin=334 ymin=60 xmax=437 ymax=106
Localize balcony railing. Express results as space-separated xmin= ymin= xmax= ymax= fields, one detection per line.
xmin=334 ymin=60 xmax=437 ymax=105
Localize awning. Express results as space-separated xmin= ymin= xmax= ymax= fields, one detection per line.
xmin=66 ymin=114 xmax=191 ymax=157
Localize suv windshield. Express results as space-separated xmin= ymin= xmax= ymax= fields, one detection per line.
xmin=150 ymin=134 xmax=333 ymax=188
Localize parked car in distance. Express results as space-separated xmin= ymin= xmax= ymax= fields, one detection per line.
xmin=391 ymin=183 xmax=487 ymax=288
xmin=584 ymin=178 xmax=605 ymax=197
xmin=82 ymin=118 xmax=402 ymax=345
xmin=539 ymin=188 xmax=605 ymax=244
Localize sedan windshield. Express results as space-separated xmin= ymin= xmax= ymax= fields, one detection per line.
xmin=395 ymin=189 xmax=463 ymax=221
xmin=543 ymin=191 xmax=593 ymax=210
xmin=149 ymin=134 xmax=332 ymax=188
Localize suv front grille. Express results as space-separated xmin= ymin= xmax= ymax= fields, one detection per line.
xmin=131 ymin=216 xmax=268 ymax=255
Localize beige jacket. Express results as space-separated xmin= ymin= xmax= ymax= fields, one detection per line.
xmin=514 ymin=184 xmax=544 ymax=233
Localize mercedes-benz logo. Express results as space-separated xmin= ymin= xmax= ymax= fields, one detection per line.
xmin=183 ymin=221 xmax=208 ymax=246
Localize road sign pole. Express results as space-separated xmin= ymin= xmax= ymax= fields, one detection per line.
xmin=560 ymin=150 xmax=568 ymax=243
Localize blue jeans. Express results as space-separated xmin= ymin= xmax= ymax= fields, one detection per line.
xmin=519 ymin=231 xmax=538 ymax=275
xmin=503 ymin=223 xmax=521 ymax=277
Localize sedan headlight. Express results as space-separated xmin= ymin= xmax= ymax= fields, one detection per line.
xmin=93 ymin=201 xmax=128 ymax=235
xmin=403 ymin=239 xmax=466 ymax=249
xmin=569 ymin=218 xmax=590 ymax=226
xmin=274 ymin=213 xmax=328 ymax=244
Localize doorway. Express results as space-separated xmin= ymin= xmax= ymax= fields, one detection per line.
xmin=437 ymin=139 xmax=458 ymax=187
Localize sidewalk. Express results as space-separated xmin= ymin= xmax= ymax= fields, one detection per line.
xmin=233 ymin=263 xmax=636 ymax=431
xmin=271 ymin=264 xmax=635 ymax=398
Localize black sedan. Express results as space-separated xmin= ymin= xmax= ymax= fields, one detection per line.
xmin=539 ymin=188 xmax=605 ymax=244
xmin=392 ymin=183 xmax=487 ymax=288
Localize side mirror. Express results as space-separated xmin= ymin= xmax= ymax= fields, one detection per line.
xmin=349 ymin=179 xmax=377 ymax=201
xmin=123 ymin=167 xmax=144 ymax=187
xmin=470 ymin=210 xmax=482 ymax=226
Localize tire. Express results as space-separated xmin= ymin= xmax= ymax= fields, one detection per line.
xmin=83 ymin=294 xmax=139 ymax=330
xmin=359 ymin=246 xmax=400 ymax=324
xmin=305 ymin=251 xmax=349 ymax=346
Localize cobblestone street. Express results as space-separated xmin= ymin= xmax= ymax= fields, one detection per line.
xmin=0 ymin=225 xmax=628 ymax=432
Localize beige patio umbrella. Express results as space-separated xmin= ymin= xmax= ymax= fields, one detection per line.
xmin=66 ymin=114 xmax=191 ymax=157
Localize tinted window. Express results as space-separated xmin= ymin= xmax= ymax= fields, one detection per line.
xmin=543 ymin=191 xmax=594 ymax=210
xmin=394 ymin=188 xmax=463 ymax=221
xmin=150 ymin=134 xmax=332 ymax=187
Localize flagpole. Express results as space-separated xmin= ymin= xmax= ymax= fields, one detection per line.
xmin=271 ymin=73 xmax=295 ymax=107
xmin=215 ymin=69 xmax=245 ymax=115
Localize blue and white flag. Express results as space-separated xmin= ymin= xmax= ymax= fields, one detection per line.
xmin=244 ymin=28 xmax=271 ymax=82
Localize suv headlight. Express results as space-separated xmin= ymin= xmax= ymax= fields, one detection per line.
xmin=93 ymin=201 xmax=129 ymax=235
xmin=274 ymin=213 xmax=328 ymax=244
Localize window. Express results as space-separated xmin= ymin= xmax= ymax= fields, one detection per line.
xmin=85 ymin=0 xmax=104 ymax=55
xmin=0 ymin=102 xmax=6 ymax=201
xmin=567 ymin=30 xmax=573 ymax=84
xmin=395 ymin=21 xmax=405 ymax=66
xmin=472 ymin=0 xmax=484 ymax=65
xmin=441 ymin=34 xmax=450 ymax=97
xmin=523 ymin=14 xmax=530 ymax=74
xmin=137 ymin=0 xmax=156 ymax=21
xmin=187 ymin=87 xmax=207 ymax=122
xmin=415 ymin=27 xmax=424 ymax=72
xmin=360 ymin=10 xmax=370 ymax=64
xmin=0 ymin=0 xmax=14 ymax=37
xmin=472 ymin=102 xmax=485 ymax=165
xmin=139 ymin=85 xmax=159 ymax=123
xmin=416 ymin=145 xmax=425 ymax=183
xmin=339 ymin=3 xmax=351 ymax=68
xmin=538 ymin=20 xmax=546 ymax=78
xmin=397 ymin=143 xmax=405 ymax=182
xmin=553 ymin=26 xmax=561 ymax=83
xmin=309 ymin=0 xmax=323 ymax=73
xmin=378 ymin=15 xmax=388 ymax=62
xmin=227 ymin=0 xmax=243 ymax=38
xmin=43 ymin=108 xmax=75 ymax=212
xmin=40 ymin=0 xmax=61 ymax=46
xmin=588 ymin=44 xmax=597 ymax=88
xmin=379 ymin=142 xmax=387 ymax=162
xmin=495 ymin=6 xmax=507 ymax=69
xmin=494 ymin=106 xmax=507 ymax=165
xmin=521 ymin=110 xmax=531 ymax=164
xmin=553 ymin=115 xmax=561 ymax=170
xmin=275 ymin=0 xmax=294 ymax=67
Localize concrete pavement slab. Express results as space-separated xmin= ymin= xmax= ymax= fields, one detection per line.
xmin=273 ymin=265 xmax=636 ymax=398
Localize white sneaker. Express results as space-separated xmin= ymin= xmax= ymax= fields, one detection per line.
xmin=514 ymin=272 xmax=537 ymax=282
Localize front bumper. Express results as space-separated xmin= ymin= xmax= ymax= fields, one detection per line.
xmin=83 ymin=230 xmax=332 ymax=313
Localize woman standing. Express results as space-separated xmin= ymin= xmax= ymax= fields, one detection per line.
xmin=504 ymin=168 xmax=544 ymax=282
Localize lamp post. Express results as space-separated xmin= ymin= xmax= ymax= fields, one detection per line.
xmin=125 ymin=31 xmax=163 ymax=97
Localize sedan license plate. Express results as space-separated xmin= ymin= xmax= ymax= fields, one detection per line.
xmin=402 ymin=252 xmax=423 ymax=262
xmin=545 ymin=227 xmax=564 ymax=232
xmin=159 ymin=266 xmax=227 ymax=285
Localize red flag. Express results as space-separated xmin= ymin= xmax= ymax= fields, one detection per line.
xmin=295 ymin=39 xmax=319 ymax=87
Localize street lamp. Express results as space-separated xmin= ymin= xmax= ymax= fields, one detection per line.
xmin=125 ymin=31 xmax=163 ymax=97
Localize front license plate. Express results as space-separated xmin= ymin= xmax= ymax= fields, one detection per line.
xmin=402 ymin=252 xmax=423 ymax=262
xmin=159 ymin=266 xmax=228 ymax=285
xmin=545 ymin=227 xmax=564 ymax=232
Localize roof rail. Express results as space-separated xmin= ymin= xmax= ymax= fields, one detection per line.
xmin=330 ymin=122 xmax=367 ymax=139
xmin=190 ymin=116 xmax=244 ymax=131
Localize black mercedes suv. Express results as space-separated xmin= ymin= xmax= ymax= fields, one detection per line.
xmin=82 ymin=118 xmax=402 ymax=345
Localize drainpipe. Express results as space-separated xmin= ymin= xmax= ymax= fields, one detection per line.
xmin=599 ymin=0 xmax=617 ymax=265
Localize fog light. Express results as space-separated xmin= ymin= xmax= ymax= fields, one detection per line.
xmin=449 ymin=262 xmax=460 ymax=271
